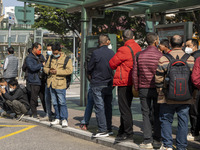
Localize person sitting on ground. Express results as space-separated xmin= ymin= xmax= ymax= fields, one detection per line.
xmin=0 ymin=79 xmax=30 ymax=121
xmin=159 ymin=39 xmax=171 ymax=54
xmin=0 ymin=78 xmax=11 ymax=116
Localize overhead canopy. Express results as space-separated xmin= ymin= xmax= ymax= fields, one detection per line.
xmin=18 ymin=0 xmax=200 ymax=16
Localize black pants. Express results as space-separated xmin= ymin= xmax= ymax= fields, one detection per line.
xmin=139 ymin=88 xmax=161 ymax=143
xmin=189 ymin=90 xmax=200 ymax=136
xmin=30 ymin=84 xmax=46 ymax=116
xmin=118 ymin=86 xmax=133 ymax=135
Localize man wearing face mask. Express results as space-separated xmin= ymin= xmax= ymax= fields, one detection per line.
xmin=26 ymin=42 xmax=46 ymax=118
xmin=44 ymin=43 xmax=72 ymax=127
xmin=185 ymin=39 xmax=200 ymax=141
xmin=133 ymin=33 xmax=162 ymax=149
xmin=0 ymin=79 xmax=30 ymax=121
xmin=185 ymin=39 xmax=200 ymax=59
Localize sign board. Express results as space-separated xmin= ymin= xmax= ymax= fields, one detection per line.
xmin=155 ymin=22 xmax=193 ymax=42
xmin=15 ymin=6 xmax=34 ymax=25
xmin=8 ymin=13 xmax=15 ymax=25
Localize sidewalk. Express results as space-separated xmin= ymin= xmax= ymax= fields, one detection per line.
xmin=21 ymin=83 xmax=200 ymax=150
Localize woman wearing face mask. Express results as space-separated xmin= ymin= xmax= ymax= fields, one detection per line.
xmin=0 ymin=79 xmax=30 ymax=121
xmin=185 ymin=39 xmax=200 ymax=59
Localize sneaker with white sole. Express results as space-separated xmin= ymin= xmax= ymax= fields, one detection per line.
xmin=62 ymin=119 xmax=68 ymax=128
xmin=92 ymin=132 xmax=109 ymax=138
xmin=139 ymin=143 xmax=153 ymax=149
xmin=50 ymin=119 xmax=60 ymax=125
xmin=187 ymin=133 xmax=200 ymax=141
xmin=159 ymin=145 xmax=173 ymax=150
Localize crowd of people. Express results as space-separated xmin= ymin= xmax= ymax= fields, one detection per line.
xmin=0 ymin=30 xmax=200 ymax=150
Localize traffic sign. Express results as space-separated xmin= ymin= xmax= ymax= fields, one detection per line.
xmin=8 ymin=13 xmax=15 ymax=25
xmin=15 ymin=6 xmax=34 ymax=25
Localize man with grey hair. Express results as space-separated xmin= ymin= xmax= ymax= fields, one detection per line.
xmin=109 ymin=29 xmax=142 ymax=142
xmin=87 ymin=34 xmax=115 ymax=137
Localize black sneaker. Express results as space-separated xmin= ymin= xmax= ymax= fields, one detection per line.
xmin=92 ymin=132 xmax=109 ymax=138
xmin=115 ymin=133 xmax=133 ymax=142
xmin=16 ymin=114 xmax=24 ymax=121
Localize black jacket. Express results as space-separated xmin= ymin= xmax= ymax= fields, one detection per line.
xmin=3 ymin=85 xmax=30 ymax=110
xmin=191 ymin=50 xmax=200 ymax=60
xmin=87 ymin=45 xmax=115 ymax=86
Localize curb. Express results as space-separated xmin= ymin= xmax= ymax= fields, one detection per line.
xmin=22 ymin=116 xmax=141 ymax=150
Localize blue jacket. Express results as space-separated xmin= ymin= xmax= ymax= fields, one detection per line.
xmin=26 ymin=53 xmax=44 ymax=85
xmin=87 ymin=45 xmax=115 ymax=86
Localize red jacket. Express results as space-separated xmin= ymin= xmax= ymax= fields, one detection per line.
xmin=109 ymin=39 xmax=142 ymax=86
xmin=133 ymin=46 xmax=163 ymax=91
xmin=192 ymin=57 xmax=200 ymax=89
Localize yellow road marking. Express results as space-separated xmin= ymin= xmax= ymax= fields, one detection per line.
xmin=0 ymin=125 xmax=37 ymax=140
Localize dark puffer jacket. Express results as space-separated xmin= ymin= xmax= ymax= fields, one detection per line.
xmin=109 ymin=39 xmax=142 ymax=86
xmin=133 ymin=46 xmax=162 ymax=91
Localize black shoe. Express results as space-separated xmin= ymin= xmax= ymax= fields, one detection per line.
xmin=115 ymin=134 xmax=133 ymax=142
xmin=16 ymin=114 xmax=24 ymax=121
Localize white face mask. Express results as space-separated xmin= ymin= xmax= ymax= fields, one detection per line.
xmin=108 ymin=44 xmax=112 ymax=49
xmin=185 ymin=47 xmax=193 ymax=54
xmin=1 ymin=86 xmax=6 ymax=89
xmin=9 ymin=88 xmax=15 ymax=92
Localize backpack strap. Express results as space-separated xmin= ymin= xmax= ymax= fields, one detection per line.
xmin=127 ymin=45 xmax=134 ymax=61
xmin=181 ymin=53 xmax=190 ymax=62
xmin=63 ymin=56 xmax=70 ymax=69
xmin=164 ymin=53 xmax=175 ymax=62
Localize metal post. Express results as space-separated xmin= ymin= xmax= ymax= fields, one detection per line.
xmin=73 ymin=32 xmax=76 ymax=67
xmin=8 ymin=24 xmax=11 ymax=47
xmin=80 ymin=7 xmax=88 ymax=106
xmin=24 ymin=2 xmax=27 ymax=23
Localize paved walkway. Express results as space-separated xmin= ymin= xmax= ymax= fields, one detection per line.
xmin=5 ymin=82 xmax=200 ymax=149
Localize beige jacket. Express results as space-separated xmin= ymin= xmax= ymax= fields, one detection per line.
xmin=155 ymin=49 xmax=195 ymax=104
xmin=44 ymin=52 xmax=73 ymax=89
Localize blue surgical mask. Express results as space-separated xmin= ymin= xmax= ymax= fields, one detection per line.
xmin=53 ymin=54 xmax=60 ymax=58
xmin=47 ymin=51 xmax=52 ymax=56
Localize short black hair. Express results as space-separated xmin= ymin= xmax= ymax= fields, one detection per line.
xmin=47 ymin=43 xmax=53 ymax=47
xmin=170 ymin=35 xmax=183 ymax=48
xmin=28 ymin=48 xmax=32 ymax=54
xmin=0 ymin=78 xmax=6 ymax=83
xmin=123 ymin=29 xmax=134 ymax=41
xmin=160 ymin=39 xmax=170 ymax=49
xmin=186 ymin=38 xmax=198 ymax=47
xmin=146 ymin=32 xmax=158 ymax=45
xmin=32 ymin=42 xmax=41 ymax=49
xmin=52 ymin=43 xmax=61 ymax=51
xmin=7 ymin=47 xmax=14 ymax=54
xmin=8 ymin=79 xmax=18 ymax=86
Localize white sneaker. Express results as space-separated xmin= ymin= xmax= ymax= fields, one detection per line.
xmin=50 ymin=119 xmax=60 ymax=125
xmin=187 ymin=133 xmax=200 ymax=141
xmin=159 ymin=145 xmax=173 ymax=150
xmin=61 ymin=119 xmax=68 ymax=128
xmin=139 ymin=143 xmax=153 ymax=149
xmin=92 ymin=132 xmax=109 ymax=138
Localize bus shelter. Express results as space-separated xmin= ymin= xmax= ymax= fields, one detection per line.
xmin=18 ymin=0 xmax=200 ymax=106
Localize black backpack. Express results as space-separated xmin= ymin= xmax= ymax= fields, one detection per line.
xmin=49 ymin=56 xmax=72 ymax=89
xmin=164 ymin=53 xmax=193 ymax=101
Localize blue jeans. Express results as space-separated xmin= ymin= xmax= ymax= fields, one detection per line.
xmin=91 ymin=85 xmax=113 ymax=132
xmin=50 ymin=86 xmax=68 ymax=120
xmin=160 ymin=104 xmax=190 ymax=150
xmin=45 ymin=85 xmax=52 ymax=117
xmin=81 ymin=88 xmax=94 ymax=125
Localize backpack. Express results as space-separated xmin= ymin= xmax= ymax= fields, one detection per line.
xmin=164 ymin=53 xmax=193 ymax=101
xmin=49 ymin=56 xmax=72 ymax=89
